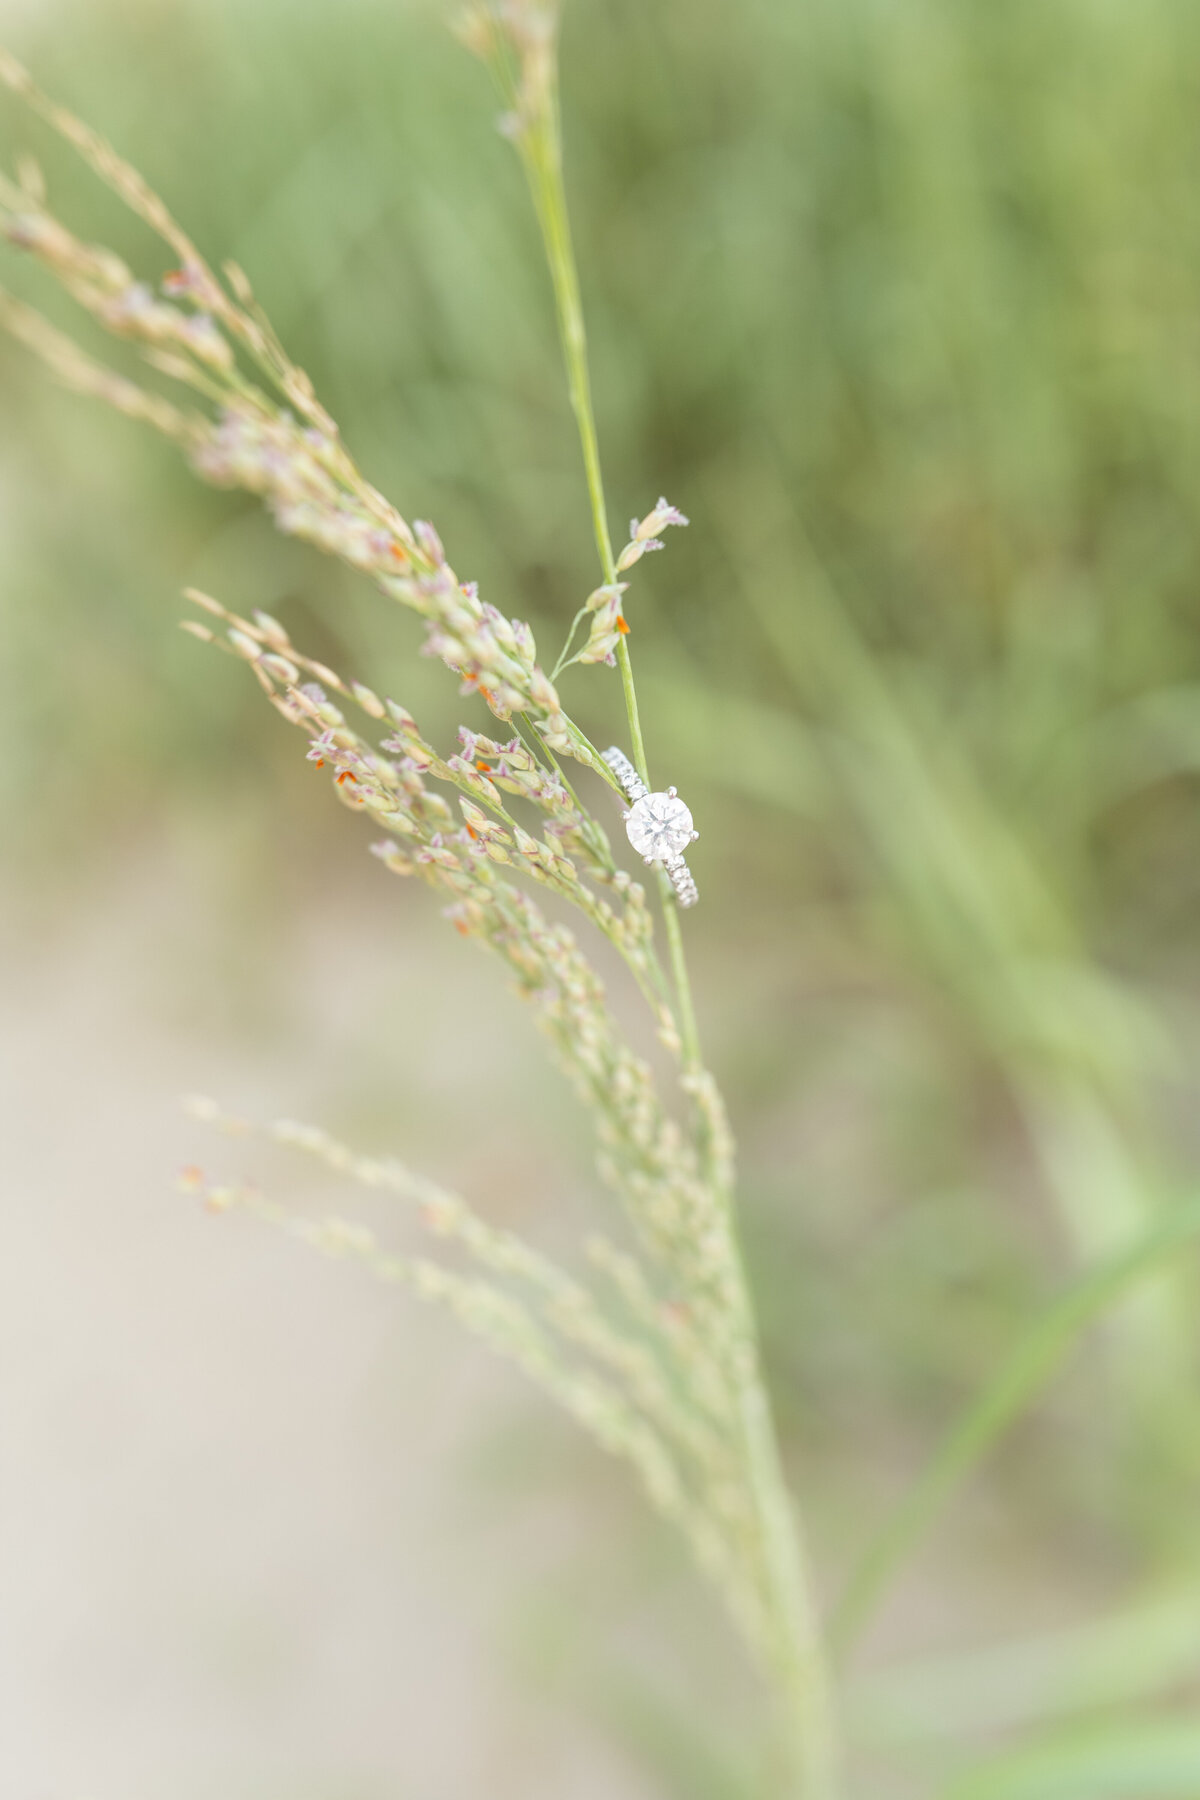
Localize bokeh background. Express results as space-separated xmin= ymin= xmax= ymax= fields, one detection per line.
xmin=5 ymin=0 xmax=1200 ymax=1795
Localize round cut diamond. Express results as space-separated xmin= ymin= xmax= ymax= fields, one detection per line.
xmin=625 ymin=791 xmax=694 ymax=862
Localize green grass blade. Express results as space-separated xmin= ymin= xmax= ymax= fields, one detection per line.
xmin=936 ymin=1717 xmax=1200 ymax=1800
xmin=832 ymin=1194 xmax=1200 ymax=1658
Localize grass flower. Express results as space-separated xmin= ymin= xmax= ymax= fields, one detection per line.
xmin=0 ymin=18 xmax=838 ymax=1796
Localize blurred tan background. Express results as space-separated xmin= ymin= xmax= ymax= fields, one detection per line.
xmin=5 ymin=0 xmax=1200 ymax=1795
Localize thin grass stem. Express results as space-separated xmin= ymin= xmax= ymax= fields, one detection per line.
xmin=511 ymin=27 xmax=841 ymax=1796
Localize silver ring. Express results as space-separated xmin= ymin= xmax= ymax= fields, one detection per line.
xmin=602 ymin=746 xmax=699 ymax=908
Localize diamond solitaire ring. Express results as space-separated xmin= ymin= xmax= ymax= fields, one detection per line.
xmin=602 ymin=745 xmax=699 ymax=908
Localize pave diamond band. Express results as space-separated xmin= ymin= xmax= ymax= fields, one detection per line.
xmin=602 ymin=745 xmax=699 ymax=909
xmin=660 ymin=850 xmax=698 ymax=909
xmin=601 ymin=745 xmax=649 ymax=806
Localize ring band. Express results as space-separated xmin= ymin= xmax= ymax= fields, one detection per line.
xmin=602 ymin=744 xmax=648 ymax=804
xmin=602 ymin=746 xmax=699 ymax=909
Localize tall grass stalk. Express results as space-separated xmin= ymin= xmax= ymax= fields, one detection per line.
xmin=487 ymin=17 xmax=838 ymax=1789
xmin=0 ymin=7 xmax=839 ymax=1793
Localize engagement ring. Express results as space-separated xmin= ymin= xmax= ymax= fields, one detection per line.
xmin=602 ymin=745 xmax=699 ymax=908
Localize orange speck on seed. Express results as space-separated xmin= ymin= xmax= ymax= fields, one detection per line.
xmin=475 ymin=760 xmax=492 ymax=773
xmin=314 ymin=758 xmax=326 ymax=769
xmin=616 ymin=615 xmax=631 ymax=635
xmin=453 ymin=919 xmax=470 ymax=936
xmin=478 ymin=686 xmax=496 ymax=706
xmin=336 ymin=769 xmax=358 ymax=786
xmin=466 ymin=824 xmax=479 ymax=840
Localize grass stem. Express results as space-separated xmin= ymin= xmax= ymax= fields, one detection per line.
xmin=517 ymin=36 xmax=841 ymax=1797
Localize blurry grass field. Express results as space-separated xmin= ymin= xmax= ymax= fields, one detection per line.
xmin=5 ymin=0 xmax=1200 ymax=1794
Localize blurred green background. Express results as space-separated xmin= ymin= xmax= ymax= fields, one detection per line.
xmin=5 ymin=0 xmax=1200 ymax=1795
